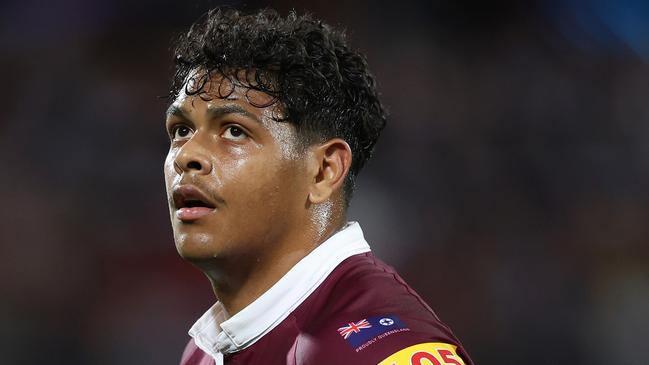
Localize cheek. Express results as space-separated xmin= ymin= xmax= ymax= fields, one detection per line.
xmin=218 ymin=141 xmax=307 ymax=209
xmin=242 ymin=159 xmax=305 ymax=209
xmin=163 ymin=149 xmax=178 ymax=185
xmin=221 ymin=148 xmax=248 ymax=173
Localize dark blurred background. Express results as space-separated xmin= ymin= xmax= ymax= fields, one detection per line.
xmin=1 ymin=0 xmax=648 ymax=364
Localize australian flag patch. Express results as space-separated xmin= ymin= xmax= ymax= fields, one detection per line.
xmin=337 ymin=315 xmax=408 ymax=348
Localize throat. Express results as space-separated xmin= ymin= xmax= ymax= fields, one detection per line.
xmin=202 ymin=248 xmax=312 ymax=315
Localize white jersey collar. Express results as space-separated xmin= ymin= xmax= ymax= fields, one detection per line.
xmin=188 ymin=222 xmax=371 ymax=359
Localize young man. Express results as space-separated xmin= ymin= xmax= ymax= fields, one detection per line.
xmin=164 ymin=8 xmax=473 ymax=365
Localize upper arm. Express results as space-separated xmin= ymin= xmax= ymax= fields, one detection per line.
xmin=378 ymin=342 xmax=469 ymax=365
xmin=292 ymin=316 xmax=472 ymax=365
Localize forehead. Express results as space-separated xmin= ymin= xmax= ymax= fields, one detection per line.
xmin=170 ymin=70 xmax=282 ymax=119
xmin=169 ymin=70 xmax=301 ymax=155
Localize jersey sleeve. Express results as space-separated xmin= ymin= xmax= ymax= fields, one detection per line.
xmin=378 ymin=342 xmax=468 ymax=365
xmin=292 ymin=314 xmax=473 ymax=365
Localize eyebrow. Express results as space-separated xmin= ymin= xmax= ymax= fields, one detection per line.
xmin=165 ymin=103 xmax=262 ymax=124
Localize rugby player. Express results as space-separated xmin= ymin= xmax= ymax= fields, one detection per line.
xmin=163 ymin=7 xmax=473 ymax=365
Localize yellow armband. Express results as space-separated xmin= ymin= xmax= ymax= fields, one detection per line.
xmin=378 ymin=342 xmax=466 ymax=365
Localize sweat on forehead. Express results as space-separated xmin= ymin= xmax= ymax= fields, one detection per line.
xmin=168 ymin=71 xmax=303 ymax=158
xmin=178 ymin=68 xmax=281 ymax=110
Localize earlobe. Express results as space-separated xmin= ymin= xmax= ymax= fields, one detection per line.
xmin=308 ymin=139 xmax=352 ymax=204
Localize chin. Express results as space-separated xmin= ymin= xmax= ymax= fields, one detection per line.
xmin=174 ymin=231 xmax=221 ymax=260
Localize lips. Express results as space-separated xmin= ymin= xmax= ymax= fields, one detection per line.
xmin=172 ymin=185 xmax=217 ymax=222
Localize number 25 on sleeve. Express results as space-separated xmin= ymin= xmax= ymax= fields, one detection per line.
xmin=378 ymin=342 xmax=466 ymax=365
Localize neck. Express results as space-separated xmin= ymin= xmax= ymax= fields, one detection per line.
xmin=203 ymin=217 xmax=346 ymax=316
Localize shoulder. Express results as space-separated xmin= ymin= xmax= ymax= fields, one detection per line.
xmin=291 ymin=312 xmax=472 ymax=365
xmin=290 ymin=253 xmax=473 ymax=365
xmin=313 ymin=252 xmax=447 ymax=329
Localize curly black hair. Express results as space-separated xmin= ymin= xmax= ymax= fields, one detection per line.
xmin=170 ymin=7 xmax=387 ymax=204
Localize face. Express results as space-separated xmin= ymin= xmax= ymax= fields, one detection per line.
xmin=164 ymin=74 xmax=309 ymax=263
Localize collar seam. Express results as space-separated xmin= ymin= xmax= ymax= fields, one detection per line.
xmin=187 ymin=222 xmax=369 ymax=357
xmin=225 ymin=244 xmax=370 ymax=350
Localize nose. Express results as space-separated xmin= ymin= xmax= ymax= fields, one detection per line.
xmin=173 ymin=139 xmax=213 ymax=175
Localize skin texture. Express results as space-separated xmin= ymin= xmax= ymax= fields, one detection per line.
xmin=164 ymin=73 xmax=352 ymax=315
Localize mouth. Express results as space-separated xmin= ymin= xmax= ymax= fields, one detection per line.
xmin=172 ymin=185 xmax=217 ymax=222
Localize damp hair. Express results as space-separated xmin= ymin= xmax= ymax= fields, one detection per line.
xmin=170 ymin=7 xmax=387 ymax=204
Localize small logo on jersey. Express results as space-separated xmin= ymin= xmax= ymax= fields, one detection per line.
xmin=337 ymin=315 xmax=408 ymax=348
xmin=337 ymin=319 xmax=372 ymax=339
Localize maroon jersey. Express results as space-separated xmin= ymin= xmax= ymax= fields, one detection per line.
xmin=180 ymin=223 xmax=473 ymax=365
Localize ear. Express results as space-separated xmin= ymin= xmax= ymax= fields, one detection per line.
xmin=307 ymin=138 xmax=352 ymax=204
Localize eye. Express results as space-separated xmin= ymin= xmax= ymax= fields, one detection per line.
xmin=222 ymin=125 xmax=248 ymax=141
xmin=171 ymin=125 xmax=194 ymax=141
